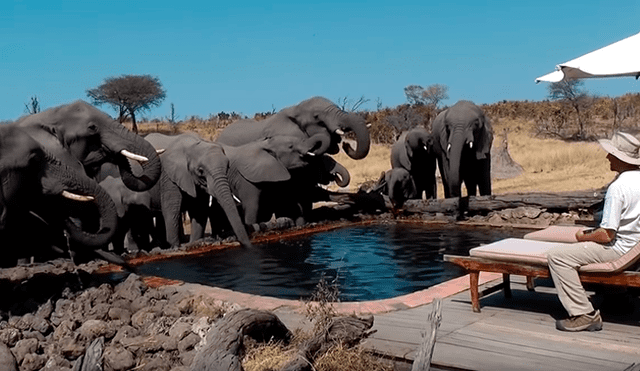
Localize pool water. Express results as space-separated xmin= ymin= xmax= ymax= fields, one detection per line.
xmin=136 ymin=223 xmax=533 ymax=301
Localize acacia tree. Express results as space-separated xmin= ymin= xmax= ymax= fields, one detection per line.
xmin=547 ymin=79 xmax=590 ymax=139
xmin=404 ymin=84 xmax=449 ymax=108
xmin=86 ymin=74 xmax=166 ymax=133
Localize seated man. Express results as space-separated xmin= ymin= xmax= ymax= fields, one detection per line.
xmin=548 ymin=131 xmax=640 ymax=332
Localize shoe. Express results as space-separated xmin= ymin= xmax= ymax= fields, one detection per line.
xmin=556 ymin=310 xmax=603 ymax=332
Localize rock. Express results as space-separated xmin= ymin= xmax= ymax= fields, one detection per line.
xmin=10 ymin=337 xmax=38 ymax=365
xmin=108 ymin=307 xmax=132 ymax=325
xmin=0 ymin=342 xmax=18 ymax=371
xmin=131 ymin=309 xmax=157 ymax=331
xmin=103 ymin=345 xmax=135 ymax=371
xmin=168 ymin=320 xmax=192 ymax=341
xmin=80 ymin=337 xmax=104 ymax=371
xmin=88 ymin=303 xmax=111 ymax=321
xmin=178 ymin=332 xmax=200 ymax=353
xmin=34 ymin=300 xmax=53 ymax=321
xmin=20 ymin=353 xmax=47 ymax=371
xmin=59 ymin=336 xmax=86 ymax=359
xmin=0 ymin=327 xmax=21 ymax=347
xmin=53 ymin=320 xmax=78 ymax=342
xmin=77 ymin=320 xmax=110 ymax=342
xmin=113 ymin=274 xmax=147 ymax=303
xmin=112 ymin=326 xmax=140 ymax=345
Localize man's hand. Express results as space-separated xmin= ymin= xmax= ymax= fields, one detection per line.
xmin=575 ymin=228 xmax=616 ymax=244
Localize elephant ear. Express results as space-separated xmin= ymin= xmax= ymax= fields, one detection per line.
xmin=161 ymin=145 xmax=197 ymax=198
xmin=230 ymin=141 xmax=291 ymax=183
xmin=433 ymin=110 xmax=450 ymax=157
xmin=476 ymin=114 xmax=494 ymax=160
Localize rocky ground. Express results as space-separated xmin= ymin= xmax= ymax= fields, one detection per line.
xmin=0 ymin=206 xmax=594 ymax=371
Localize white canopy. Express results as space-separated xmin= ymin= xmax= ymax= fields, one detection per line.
xmin=535 ymin=31 xmax=640 ymax=83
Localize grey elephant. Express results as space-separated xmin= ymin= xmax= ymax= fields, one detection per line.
xmin=15 ymin=100 xmax=162 ymax=192
xmin=390 ymin=127 xmax=437 ymax=199
xmin=99 ymin=174 xmax=159 ymax=253
xmin=218 ymin=135 xmax=333 ymax=226
xmin=263 ymin=154 xmax=352 ymax=226
xmin=144 ymin=133 xmax=253 ymax=248
xmin=380 ymin=168 xmax=418 ymax=209
xmin=0 ymin=125 xmax=119 ymax=266
xmin=431 ymin=100 xmax=493 ymax=198
xmin=216 ymin=96 xmax=370 ymax=160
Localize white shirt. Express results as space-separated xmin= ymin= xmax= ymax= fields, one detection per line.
xmin=600 ymin=170 xmax=640 ymax=255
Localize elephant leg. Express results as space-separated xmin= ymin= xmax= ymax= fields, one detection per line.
xmin=478 ymin=156 xmax=492 ymax=196
xmin=160 ymin=175 xmax=184 ymax=248
xmin=186 ymin=196 xmax=209 ymax=243
xmin=436 ymin=156 xmax=451 ymax=199
xmin=237 ymin=183 xmax=262 ymax=226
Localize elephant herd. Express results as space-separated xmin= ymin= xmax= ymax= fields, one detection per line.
xmin=0 ymin=97 xmax=370 ymax=267
xmin=379 ymin=100 xmax=494 ymax=208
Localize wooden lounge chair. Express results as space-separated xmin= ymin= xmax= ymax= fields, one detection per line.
xmin=444 ymin=225 xmax=640 ymax=312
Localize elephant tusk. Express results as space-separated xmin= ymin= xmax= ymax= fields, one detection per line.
xmin=306 ymin=152 xmax=316 ymax=157
xmin=423 ymin=145 xmax=428 ymax=151
xmin=232 ymin=194 xmax=241 ymax=203
xmin=209 ymin=195 xmax=213 ymax=207
xmin=156 ymin=148 xmax=166 ymax=155
xmin=335 ymin=129 xmax=345 ymax=135
xmin=120 ymin=149 xmax=149 ymax=163
xmin=366 ymin=123 xmax=372 ymax=128
xmin=447 ymin=143 xmax=451 ymax=152
xmin=62 ymin=190 xmax=94 ymax=202
xmin=469 ymin=141 xmax=473 ymax=149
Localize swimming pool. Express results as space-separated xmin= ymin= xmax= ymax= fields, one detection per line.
xmin=136 ymin=223 xmax=532 ymax=301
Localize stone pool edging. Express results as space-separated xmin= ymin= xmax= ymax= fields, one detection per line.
xmin=142 ymin=271 xmax=503 ymax=315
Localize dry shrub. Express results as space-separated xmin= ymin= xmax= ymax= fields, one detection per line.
xmin=304 ymin=272 xmax=341 ymax=334
xmin=242 ymin=336 xmax=394 ymax=371
xmin=331 ymin=144 xmax=390 ymax=192
xmin=313 ymin=343 xmax=395 ymax=371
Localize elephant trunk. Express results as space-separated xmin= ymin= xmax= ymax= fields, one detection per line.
xmin=304 ymin=133 xmax=331 ymax=156
xmin=206 ymin=168 xmax=253 ymax=248
xmin=329 ymin=159 xmax=351 ymax=188
xmin=339 ymin=113 xmax=371 ymax=160
xmin=445 ymin=129 xmax=471 ymax=198
xmin=103 ymin=120 xmax=162 ymax=192
xmin=321 ymin=107 xmax=371 ymax=160
xmin=47 ymin=155 xmax=118 ymax=248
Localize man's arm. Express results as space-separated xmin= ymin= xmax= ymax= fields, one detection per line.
xmin=575 ymin=228 xmax=616 ymax=244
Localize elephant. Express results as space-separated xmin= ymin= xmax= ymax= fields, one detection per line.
xmin=216 ymin=96 xmax=370 ymax=160
xmin=431 ymin=100 xmax=493 ymax=198
xmin=0 ymin=125 xmax=119 ymax=266
xmin=99 ymin=174 xmax=160 ymax=253
xmin=218 ymin=134 xmax=336 ymax=226
xmin=381 ymin=168 xmax=418 ymax=209
xmin=390 ymin=127 xmax=437 ymax=200
xmin=15 ymin=100 xmax=162 ymax=192
xmin=265 ymin=154 xmax=352 ymax=226
xmin=143 ymin=133 xmax=255 ymax=248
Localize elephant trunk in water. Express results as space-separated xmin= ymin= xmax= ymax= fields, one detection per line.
xmin=47 ymin=154 xmax=118 ymax=248
xmin=103 ymin=121 xmax=162 ymax=192
xmin=206 ymin=168 xmax=253 ymax=248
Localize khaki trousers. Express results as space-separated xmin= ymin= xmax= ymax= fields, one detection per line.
xmin=547 ymin=242 xmax=621 ymax=317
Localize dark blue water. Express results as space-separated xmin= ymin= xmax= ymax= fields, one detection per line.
xmin=136 ymin=223 xmax=532 ymax=301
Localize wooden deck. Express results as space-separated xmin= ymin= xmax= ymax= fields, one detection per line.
xmin=275 ymin=275 xmax=640 ymax=371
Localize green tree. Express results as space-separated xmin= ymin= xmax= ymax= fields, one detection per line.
xmin=86 ymin=74 xmax=166 ymax=133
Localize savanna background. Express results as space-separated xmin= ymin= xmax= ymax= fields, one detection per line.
xmin=134 ymin=93 xmax=640 ymax=199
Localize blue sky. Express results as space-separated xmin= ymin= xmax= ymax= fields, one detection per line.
xmin=1 ymin=0 xmax=639 ymax=121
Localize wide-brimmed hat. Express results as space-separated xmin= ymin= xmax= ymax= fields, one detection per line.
xmin=598 ymin=131 xmax=640 ymax=165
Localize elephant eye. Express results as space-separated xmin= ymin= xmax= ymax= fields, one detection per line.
xmin=87 ymin=123 xmax=98 ymax=133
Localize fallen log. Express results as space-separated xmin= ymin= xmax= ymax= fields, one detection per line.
xmin=385 ymin=189 xmax=606 ymax=216
xmin=190 ymin=309 xmax=376 ymax=371
xmin=190 ymin=309 xmax=292 ymax=371
xmin=279 ymin=315 xmax=376 ymax=371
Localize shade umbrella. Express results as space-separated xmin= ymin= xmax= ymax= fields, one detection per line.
xmin=535 ymin=31 xmax=640 ymax=83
